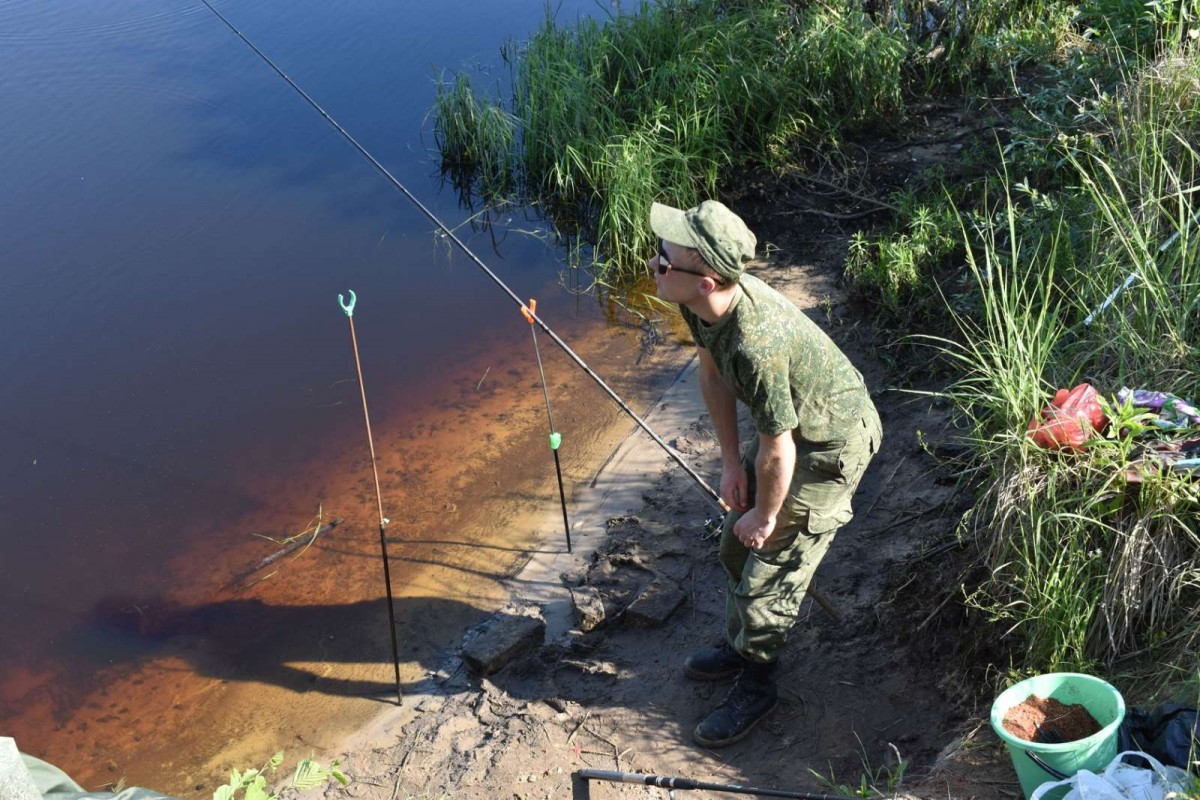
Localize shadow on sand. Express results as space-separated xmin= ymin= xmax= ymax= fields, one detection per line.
xmin=59 ymin=593 xmax=522 ymax=705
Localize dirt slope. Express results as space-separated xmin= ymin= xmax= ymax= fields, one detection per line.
xmin=276 ymin=142 xmax=1028 ymax=800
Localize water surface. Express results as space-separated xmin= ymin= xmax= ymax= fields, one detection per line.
xmin=0 ymin=0 xmax=684 ymax=793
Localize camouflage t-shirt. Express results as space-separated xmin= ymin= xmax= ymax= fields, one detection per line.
xmin=681 ymin=273 xmax=872 ymax=445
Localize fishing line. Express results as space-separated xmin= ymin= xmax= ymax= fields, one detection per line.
xmin=338 ymin=290 xmax=403 ymax=705
xmin=197 ymin=0 xmax=725 ymax=513
xmin=521 ymin=298 xmax=573 ymax=554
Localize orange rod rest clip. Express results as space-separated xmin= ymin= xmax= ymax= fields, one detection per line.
xmin=520 ymin=298 xmax=537 ymax=325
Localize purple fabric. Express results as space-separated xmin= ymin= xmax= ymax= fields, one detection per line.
xmin=1117 ymin=388 xmax=1200 ymax=426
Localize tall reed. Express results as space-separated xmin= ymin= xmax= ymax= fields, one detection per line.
xmin=931 ymin=49 xmax=1200 ymax=682
xmin=432 ymin=73 xmax=517 ymax=203
xmin=920 ymin=186 xmax=1068 ymax=446
xmin=432 ymin=0 xmax=907 ymax=280
xmin=1065 ymin=57 xmax=1200 ymax=382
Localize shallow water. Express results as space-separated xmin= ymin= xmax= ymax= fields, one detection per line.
xmin=0 ymin=0 xmax=682 ymax=793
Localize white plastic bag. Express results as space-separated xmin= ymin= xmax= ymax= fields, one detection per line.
xmin=1029 ymin=751 xmax=1193 ymax=800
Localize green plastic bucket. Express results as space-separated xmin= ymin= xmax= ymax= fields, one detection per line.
xmin=990 ymin=672 xmax=1126 ymax=800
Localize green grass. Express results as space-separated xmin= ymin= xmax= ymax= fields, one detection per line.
xmin=432 ymin=0 xmax=907 ymax=280
xmin=808 ymin=735 xmax=909 ymax=798
xmin=845 ymin=202 xmax=962 ymax=325
xmin=428 ymin=0 xmax=1200 ymax=692
xmin=432 ymin=72 xmax=517 ymax=204
xmin=906 ymin=43 xmax=1200 ymax=684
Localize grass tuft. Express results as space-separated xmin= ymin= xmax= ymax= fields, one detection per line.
xmin=432 ymin=0 xmax=908 ymax=280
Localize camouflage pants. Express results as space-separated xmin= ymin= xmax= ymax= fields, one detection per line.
xmin=719 ymin=410 xmax=882 ymax=663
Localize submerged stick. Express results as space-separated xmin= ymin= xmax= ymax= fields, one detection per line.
xmin=230 ymin=515 xmax=343 ymax=590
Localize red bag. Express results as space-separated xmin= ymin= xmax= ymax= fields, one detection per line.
xmin=1027 ymin=383 xmax=1108 ymax=451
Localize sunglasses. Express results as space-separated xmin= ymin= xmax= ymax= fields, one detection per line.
xmin=656 ymin=243 xmax=725 ymax=284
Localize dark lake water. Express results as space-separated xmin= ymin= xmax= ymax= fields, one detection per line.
xmin=0 ymin=0 xmax=682 ymax=792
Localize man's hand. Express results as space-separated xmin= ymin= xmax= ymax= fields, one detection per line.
xmin=733 ymin=431 xmax=795 ymax=550
xmin=720 ymin=463 xmax=751 ymax=512
xmin=733 ymin=507 xmax=776 ymax=550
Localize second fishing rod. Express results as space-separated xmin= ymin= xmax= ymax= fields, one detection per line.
xmin=198 ymin=0 xmax=726 ymax=515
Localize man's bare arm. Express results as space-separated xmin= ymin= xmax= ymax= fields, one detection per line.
xmin=697 ymin=346 xmax=749 ymax=510
xmin=753 ymin=431 xmax=796 ymax=522
xmin=698 ymin=346 xmax=738 ymax=464
xmin=733 ymin=430 xmax=796 ymax=549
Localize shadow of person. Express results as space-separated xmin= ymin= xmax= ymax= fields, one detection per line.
xmin=60 ymin=593 xmax=504 ymax=704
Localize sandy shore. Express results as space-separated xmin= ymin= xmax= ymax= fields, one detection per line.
xmin=336 ymin=352 xmax=713 ymax=754
xmin=281 ymin=226 xmax=1019 ymax=800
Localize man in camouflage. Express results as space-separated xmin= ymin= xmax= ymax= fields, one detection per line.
xmin=649 ymin=200 xmax=882 ymax=747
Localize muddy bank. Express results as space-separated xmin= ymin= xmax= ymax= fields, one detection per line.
xmin=287 ymin=224 xmax=1019 ymax=799
xmin=3 ymin=308 xmax=690 ymax=797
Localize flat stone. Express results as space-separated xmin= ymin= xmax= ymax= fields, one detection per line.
xmin=561 ymin=658 xmax=619 ymax=677
xmin=570 ymin=585 xmax=607 ymax=632
xmin=638 ymin=519 xmax=678 ymax=538
xmin=623 ymin=576 xmax=685 ymax=628
xmin=460 ymin=609 xmax=546 ymax=675
xmin=653 ymin=552 xmax=693 ymax=582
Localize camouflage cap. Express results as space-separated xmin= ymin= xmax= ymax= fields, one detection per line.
xmin=650 ymin=200 xmax=756 ymax=283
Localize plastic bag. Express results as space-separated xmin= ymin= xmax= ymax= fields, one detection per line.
xmin=1029 ymin=751 xmax=1193 ymax=800
xmin=1028 ymin=384 xmax=1108 ymax=451
xmin=1116 ymin=388 xmax=1200 ymax=429
xmin=1119 ymin=703 xmax=1200 ymax=770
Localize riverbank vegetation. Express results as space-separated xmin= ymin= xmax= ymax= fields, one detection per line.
xmin=854 ymin=3 xmax=1200 ymax=688
xmin=434 ymin=0 xmax=906 ymax=273
xmin=432 ymin=0 xmax=1199 ymax=694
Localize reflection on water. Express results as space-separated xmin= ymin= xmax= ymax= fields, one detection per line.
xmin=0 ymin=0 xmax=682 ymax=795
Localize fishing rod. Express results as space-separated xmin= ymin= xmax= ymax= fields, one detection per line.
xmin=339 ymin=290 xmax=403 ymax=705
xmin=571 ymin=769 xmax=878 ymax=800
xmin=197 ymin=0 xmax=725 ymax=514
xmin=522 ymin=298 xmax=574 ymax=553
xmin=1082 ymin=206 xmax=1200 ymax=326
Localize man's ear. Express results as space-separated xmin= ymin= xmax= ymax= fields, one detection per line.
xmin=698 ymin=276 xmax=720 ymax=295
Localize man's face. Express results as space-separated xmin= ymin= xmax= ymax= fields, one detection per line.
xmin=651 ymin=240 xmax=714 ymax=303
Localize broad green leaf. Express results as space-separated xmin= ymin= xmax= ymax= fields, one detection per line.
xmin=213 ymin=786 xmax=234 ymax=800
xmin=244 ymin=783 xmax=272 ymax=800
xmin=269 ymin=751 xmax=285 ymax=769
xmin=291 ymin=759 xmax=330 ymax=790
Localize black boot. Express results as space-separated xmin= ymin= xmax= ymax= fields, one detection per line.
xmin=684 ymin=642 xmax=745 ymax=681
xmin=692 ymin=660 xmax=779 ymax=748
